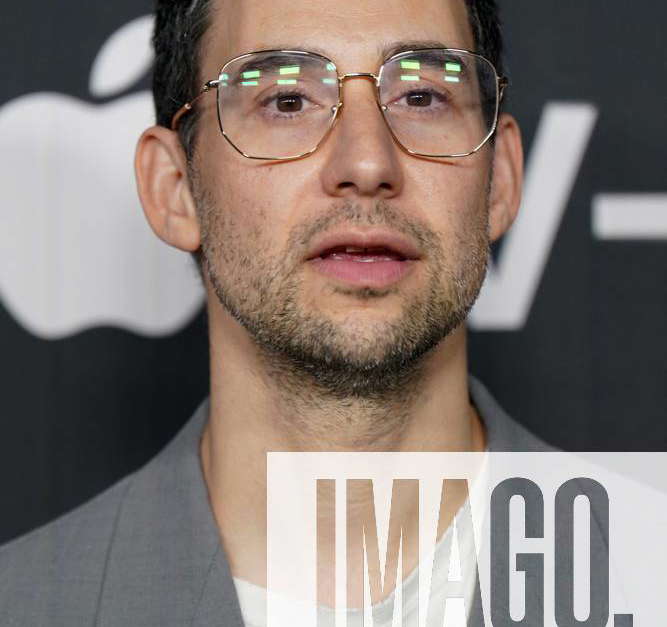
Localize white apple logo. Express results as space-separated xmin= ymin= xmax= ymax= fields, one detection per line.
xmin=0 ymin=15 xmax=204 ymax=339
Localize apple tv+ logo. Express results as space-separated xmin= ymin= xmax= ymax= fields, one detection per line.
xmin=0 ymin=14 xmax=204 ymax=341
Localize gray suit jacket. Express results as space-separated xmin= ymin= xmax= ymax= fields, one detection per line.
xmin=0 ymin=378 xmax=595 ymax=626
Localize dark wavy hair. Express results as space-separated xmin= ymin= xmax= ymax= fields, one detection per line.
xmin=151 ymin=0 xmax=505 ymax=274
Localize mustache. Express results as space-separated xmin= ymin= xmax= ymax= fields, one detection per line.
xmin=288 ymin=200 xmax=439 ymax=255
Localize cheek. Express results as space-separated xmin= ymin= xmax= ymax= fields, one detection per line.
xmin=205 ymin=164 xmax=292 ymax=261
xmin=214 ymin=153 xmax=315 ymax=234
xmin=422 ymin=169 xmax=489 ymax=235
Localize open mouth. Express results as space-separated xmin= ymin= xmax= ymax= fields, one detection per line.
xmin=313 ymin=245 xmax=408 ymax=263
xmin=308 ymin=235 xmax=419 ymax=289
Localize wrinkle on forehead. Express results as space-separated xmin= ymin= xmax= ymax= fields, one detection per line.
xmin=202 ymin=0 xmax=474 ymax=75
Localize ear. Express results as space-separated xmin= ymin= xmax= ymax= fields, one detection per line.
xmin=488 ymin=113 xmax=524 ymax=242
xmin=134 ymin=125 xmax=201 ymax=252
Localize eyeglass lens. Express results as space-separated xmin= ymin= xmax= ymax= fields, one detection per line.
xmin=217 ymin=50 xmax=499 ymax=159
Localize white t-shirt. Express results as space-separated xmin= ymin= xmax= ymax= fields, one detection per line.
xmin=233 ymin=455 xmax=489 ymax=627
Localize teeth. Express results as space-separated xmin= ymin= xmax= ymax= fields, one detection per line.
xmin=318 ymin=245 xmax=406 ymax=260
xmin=343 ymin=246 xmax=396 ymax=254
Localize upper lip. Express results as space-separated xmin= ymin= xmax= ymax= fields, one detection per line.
xmin=305 ymin=229 xmax=421 ymax=261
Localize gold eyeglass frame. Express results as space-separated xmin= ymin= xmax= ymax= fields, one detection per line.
xmin=170 ymin=47 xmax=509 ymax=161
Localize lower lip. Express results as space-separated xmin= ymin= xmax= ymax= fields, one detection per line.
xmin=308 ymin=257 xmax=416 ymax=289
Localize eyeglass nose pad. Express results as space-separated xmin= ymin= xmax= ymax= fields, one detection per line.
xmin=330 ymin=102 xmax=344 ymax=124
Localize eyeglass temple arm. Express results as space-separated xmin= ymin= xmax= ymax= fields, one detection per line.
xmin=170 ymin=79 xmax=220 ymax=131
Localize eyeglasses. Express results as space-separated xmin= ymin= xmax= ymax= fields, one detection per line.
xmin=171 ymin=47 xmax=508 ymax=161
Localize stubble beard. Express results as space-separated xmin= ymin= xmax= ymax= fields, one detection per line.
xmin=195 ymin=184 xmax=490 ymax=405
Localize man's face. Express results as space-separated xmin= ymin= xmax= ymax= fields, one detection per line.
xmin=192 ymin=0 xmax=492 ymax=397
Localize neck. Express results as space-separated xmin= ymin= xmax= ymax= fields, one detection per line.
xmin=199 ymin=295 xmax=486 ymax=597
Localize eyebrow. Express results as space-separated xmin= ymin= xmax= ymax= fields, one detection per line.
xmin=245 ymin=39 xmax=455 ymax=65
xmin=231 ymin=53 xmax=329 ymax=83
xmin=379 ymin=39 xmax=455 ymax=60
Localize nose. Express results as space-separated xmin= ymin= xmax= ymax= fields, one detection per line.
xmin=319 ymin=75 xmax=404 ymax=199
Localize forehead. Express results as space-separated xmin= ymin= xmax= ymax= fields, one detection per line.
xmin=203 ymin=0 xmax=474 ymax=73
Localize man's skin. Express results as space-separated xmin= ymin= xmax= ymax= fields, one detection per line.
xmin=135 ymin=0 xmax=523 ymax=609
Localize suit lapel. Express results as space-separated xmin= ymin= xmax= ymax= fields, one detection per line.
xmin=94 ymin=398 xmax=244 ymax=626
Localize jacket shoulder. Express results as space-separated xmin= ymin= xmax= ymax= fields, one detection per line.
xmin=0 ymin=473 xmax=135 ymax=624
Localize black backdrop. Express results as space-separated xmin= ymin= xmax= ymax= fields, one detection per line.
xmin=1 ymin=1 xmax=665 ymax=545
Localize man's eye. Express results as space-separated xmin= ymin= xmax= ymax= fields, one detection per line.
xmin=275 ymin=94 xmax=303 ymax=113
xmin=259 ymin=90 xmax=317 ymax=118
xmin=405 ymin=91 xmax=433 ymax=107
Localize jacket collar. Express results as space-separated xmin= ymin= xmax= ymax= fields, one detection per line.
xmin=468 ymin=376 xmax=554 ymax=452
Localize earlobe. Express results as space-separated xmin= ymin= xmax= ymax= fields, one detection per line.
xmin=488 ymin=113 xmax=524 ymax=242
xmin=134 ymin=125 xmax=201 ymax=252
